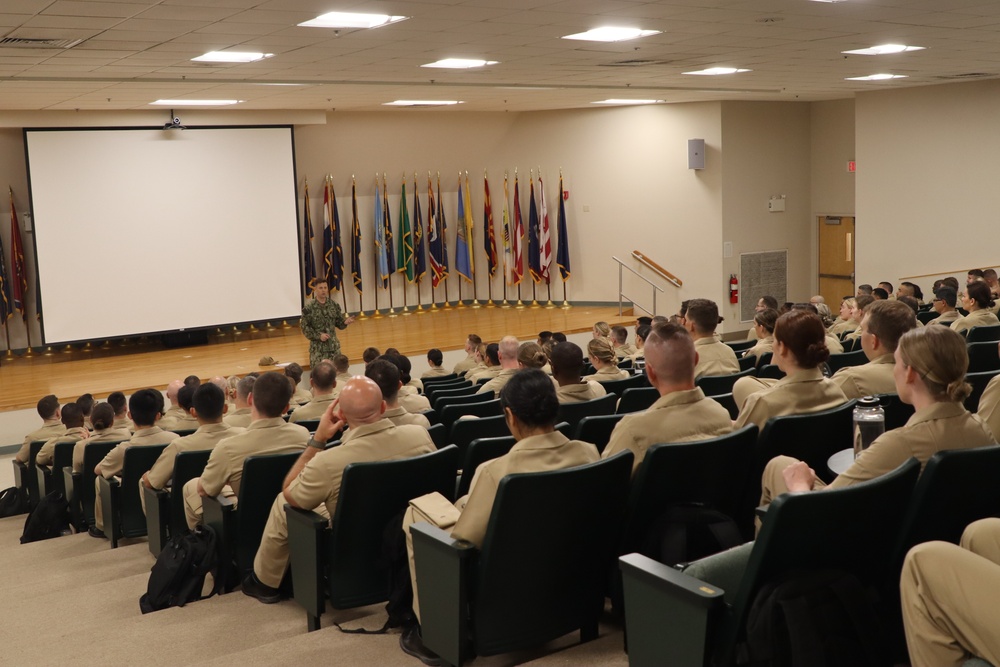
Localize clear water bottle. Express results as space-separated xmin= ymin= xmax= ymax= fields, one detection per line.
xmin=853 ymin=396 xmax=885 ymax=458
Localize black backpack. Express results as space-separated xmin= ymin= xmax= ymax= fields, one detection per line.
xmin=139 ymin=525 xmax=222 ymax=614
xmin=744 ymin=569 xmax=891 ymax=667
xmin=642 ymin=504 xmax=744 ymax=566
xmin=0 ymin=486 xmax=28 ymax=518
xmin=20 ymin=491 xmax=70 ymax=544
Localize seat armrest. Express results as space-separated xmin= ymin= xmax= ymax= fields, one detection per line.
xmin=411 ymin=522 xmax=477 ymax=667
xmin=97 ymin=475 xmax=121 ymax=546
xmin=619 ymin=553 xmax=725 ymax=667
xmin=203 ymin=493 xmax=238 ymax=591
xmin=12 ymin=460 xmax=25 ymax=489
xmin=144 ymin=485 xmax=170 ymax=557
xmin=286 ymin=505 xmax=331 ymax=631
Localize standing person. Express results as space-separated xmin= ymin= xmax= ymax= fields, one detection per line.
xmin=301 ymin=278 xmax=356 ymax=369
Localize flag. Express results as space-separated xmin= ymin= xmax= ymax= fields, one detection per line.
xmin=396 ymin=178 xmax=414 ymax=282
xmin=556 ymin=173 xmax=571 ymax=281
xmin=0 ymin=194 xmax=12 ymax=322
xmin=351 ymin=179 xmax=362 ymax=295
xmin=538 ymin=173 xmax=552 ymax=282
xmin=484 ymin=175 xmax=498 ymax=277
xmin=323 ymin=177 xmax=344 ymax=291
xmin=413 ymin=178 xmax=426 ymax=283
xmin=455 ymin=174 xmax=475 ymax=282
xmin=428 ymin=175 xmax=449 ymax=287
xmin=374 ymin=177 xmax=389 ymax=287
xmin=382 ymin=174 xmax=395 ymax=275
xmin=302 ymin=181 xmax=316 ymax=298
xmin=502 ymin=174 xmax=512 ymax=286
xmin=527 ymin=175 xmax=541 ymax=283
xmin=511 ymin=174 xmax=524 ymax=286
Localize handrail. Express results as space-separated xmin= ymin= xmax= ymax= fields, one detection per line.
xmin=631 ymin=251 xmax=683 ymax=288
xmin=613 ymin=255 xmax=666 ymax=317
xmin=898 ymin=268 xmax=977 ymax=281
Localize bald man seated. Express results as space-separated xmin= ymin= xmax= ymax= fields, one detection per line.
xmin=549 ymin=341 xmax=608 ymax=404
xmin=602 ymin=323 xmax=733 ymax=475
xmin=158 ymin=379 xmax=199 ymax=432
xmin=243 ymin=376 xmax=436 ymax=603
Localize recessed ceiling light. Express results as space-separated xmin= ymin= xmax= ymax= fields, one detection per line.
xmin=422 ymin=58 xmax=499 ymax=69
xmin=383 ymin=100 xmax=462 ymax=106
xmin=592 ymin=99 xmax=664 ymax=105
xmin=562 ymin=27 xmax=660 ymax=42
xmin=845 ymin=73 xmax=908 ymax=81
xmin=151 ymin=99 xmax=242 ymax=106
xmin=810 ymin=0 xmax=848 ymax=3
xmin=683 ymin=67 xmax=752 ymax=76
xmin=191 ymin=51 xmax=273 ymax=63
xmin=298 ymin=12 xmax=407 ymax=29
xmin=842 ymin=44 xmax=925 ymax=56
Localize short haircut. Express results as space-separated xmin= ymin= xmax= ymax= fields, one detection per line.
xmin=856 ymin=294 xmax=875 ymax=311
xmin=551 ymin=332 xmax=567 ymax=343
xmin=37 ymin=395 xmax=59 ymax=420
xmin=865 ymin=300 xmax=917 ymax=353
xmin=91 ymin=403 xmax=115 ymax=430
xmin=129 ymin=389 xmax=163 ymax=428
xmin=485 ymin=343 xmax=500 ymax=365
xmin=900 ymin=281 xmax=924 ymax=300
xmin=857 ymin=284 xmax=873 ymax=295
xmin=60 ymin=403 xmax=84 ymax=428
xmin=366 ymin=359 xmax=401 ymax=401
xmin=333 ymin=353 xmax=350 ymax=373
xmin=878 ymin=281 xmax=894 ymax=293
xmin=537 ymin=331 xmax=553 ymax=343
xmin=759 ymin=295 xmax=779 ymax=310
xmin=498 ymin=336 xmax=519 ymax=362
xmin=635 ymin=324 xmax=652 ymax=342
xmin=942 ymin=276 xmax=960 ymax=291
xmin=935 ymin=287 xmax=957 ymax=308
xmin=678 ymin=301 xmax=690 ymax=318
xmin=685 ymin=298 xmax=721 ymax=334
xmin=636 ymin=317 xmax=652 ymax=327
xmin=897 ymin=295 xmax=920 ymax=315
xmin=611 ymin=325 xmax=628 ymax=344
xmin=75 ymin=393 xmax=95 ymax=417
xmin=645 ymin=322 xmax=696 ymax=385
xmin=362 ymin=347 xmax=381 ymax=364
xmin=177 ymin=384 xmax=197 ymax=412
xmin=467 ymin=334 xmax=483 ymax=347
xmin=969 ymin=269 xmax=985 ymax=279
xmin=872 ymin=287 xmax=889 ymax=300
xmin=310 ymin=361 xmax=337 ymax=391
xmin=193 ymin=383 xmax=226 ymax=421
xmin=107 ymin=391 xmax=127 ymax=416
xmin=237 ymin=375 xmax=256 ymax=400
xmin=427 ymin=348 xmax=443 ymax=366
xmin=548 ymin=341 xmax=584 ymax=379
xmin=651 ymin=315 xmax=668 ymax=326
xmin=984 ymin=269 xmax=998 ymax=281
xmin=284 ymin=362 xmax=304 ymax=383
xmin=252 ymin=372 xmax=294 ymax=419
xmin=499 ymin=369 xmax=559 ymax=429
xmin=183 ymin=375 xmax=201 ymax=388
xmin=774 ymin=310 xmax=829 ymax=368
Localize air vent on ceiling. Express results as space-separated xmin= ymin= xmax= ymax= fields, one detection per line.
xmin=935 ymin=72 xmax=995 ymax=79
xmin=755 ymin=17 xmax=785 ymax=23
xmin=601 ymin=59 xmax=673 ymax=67
xmin=0 ymin=37 xmax=84 ymax=49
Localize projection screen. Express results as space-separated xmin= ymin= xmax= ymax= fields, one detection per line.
xmin=24 ymin=126 xmax=302 ymax=345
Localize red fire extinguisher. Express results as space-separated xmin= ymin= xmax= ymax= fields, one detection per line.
xmin=730 ymin=274 xmax=739 ymax=304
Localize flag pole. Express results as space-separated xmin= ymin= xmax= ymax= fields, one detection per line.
xmin=529 ymin=169 xmax=540 ymax=309
xmin=455 ymin=172 xmax=466 ymax=309
xmin=372 ymin=174 xmax=383 ymax=319
xmin=501 ymin=170 xmax=510 ymax=308
xmin=384 ymin=173 xmax=397 ymax=318
xmin=412 ymin=172 xmax=425 ymax=315
xmin=400 ymin=172 xmax=412 ymax=316
xmin=3 ymin=319 xmax=11 ymax=359
xmin=468 ymin=171 xmax=481 ymax=309
xmin=543 ymin=167 xmax=555 ymax=309
xmin=559 ymin=168 xmax=571 ymax=309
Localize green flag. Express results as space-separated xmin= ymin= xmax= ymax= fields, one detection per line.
xmin=396 ymin=178 xmax=415 ymax=282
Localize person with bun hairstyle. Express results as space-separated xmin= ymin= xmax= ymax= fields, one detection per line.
xmin=951 ymin=281 xmax=1000 ymax=334
xmin=592 ymin=320 xmax=612 ymax=341
xmin=72 ymin=402 xmax=131 ymax=473
xmin=733 ymin=309 xmax=848 ymax=430
xmin=761 ymin=325 xmax=995 ymax=508
xmin=828 ymin=298 xmax=858 ymax=336
xmin=743 ymin=308 xmax=778 ymax=366
xmin=582 ymin=338 xmax=629 ymax=383
xmin=421 ymin=348 xmax=450 ymax=379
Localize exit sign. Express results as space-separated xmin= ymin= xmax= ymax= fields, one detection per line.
xmin=847 ymin=160 xmax=857 ymax=173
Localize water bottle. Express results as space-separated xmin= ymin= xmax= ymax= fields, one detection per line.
xmin=853 ymin=396 xmax=885 ymax=458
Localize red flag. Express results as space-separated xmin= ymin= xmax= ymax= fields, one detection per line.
xmin=483 ymin=175 xmax=497 ymax=276
xmin=511 ymin=174 xmax=524 ymax=286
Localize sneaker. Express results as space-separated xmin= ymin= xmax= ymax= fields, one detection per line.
xmin=88 ymin=525 xmax=106 ymax=539
xmin=241 ymin=572 xmax=281 ymax=604
xmin=399 ymin=624 xmax=443 ymax=666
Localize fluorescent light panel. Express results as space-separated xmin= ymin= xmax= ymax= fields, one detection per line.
xmin=299 ymin=12 xmax=407 ymax=29
xmin=593 ymin=99 xmax=663 ymax=105
xmin=842 ymin=44 xmax=925 ymax=56
xmin=151 ymin=99 xmax=242 ymax=106
xmin=684 ymin=67 xmax=751 ymax=76
xmin=845 ymin=73 xmax=908 ymax=81
xmin=383 ymin=100 xmax=462 ymax=106
xmin=562 ymin=27 xmax=660 ymax=42
xmin=192 ymin=51 xmax=273 ymax=63
xmin=422 ymin=58 xmax=498 ymax=69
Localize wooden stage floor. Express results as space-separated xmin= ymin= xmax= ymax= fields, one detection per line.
xmin=0 ymin=304 xmax=633 ymax=412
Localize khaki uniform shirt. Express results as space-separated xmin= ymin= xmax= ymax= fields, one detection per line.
xmin=73 ymin=428 xmax=131 ymax=472
xmin=36 ymin=426 xmax=90 ymax=467
xmin=287 ymin=419 xmax=435 ymax=517
xmin=159 ymin=406 xmax=199 ymax=432
xmin=843 ymin=325 xmax=863 ymax=342
xmin=421 ymin=367 xmax=451 ymax=379
xmin=629 ymin=348 xmax=645 ymax=363
xmin=828 ymin=320 xmax=856 ymax=336
xmin=98 ymin=426 xmax=179 ymax=479
xmin=453 ymin=354 xmax=478 ymax=376
xmin=602 ymin=388 xmax=733 ymax=475
xmin=223 ymin=407 xmax=252 ymax=429
xmin=462 ymin=362 xmax=487 ymax=379
xmin=16 ymin=419 xmax=66 ymax=463
xmin=407 ymin=377 xmax=424 ymax=393
xmin=198 ymin=417 xmax=309 ymax=497
xmin=693 ymin=336 xmax=740 ymax=379
xmin=746 ymin=327 xmax=761 ymax=341
xmin=451 ymin=431 xmax=600 ymax=548
xmin=931 ymin=310 xmax=960 ymax=326
xmin=468 ymin=366 xmax=501 ymax=384
xmin=290 ymin=386 xmax=312 ymax=406
xmin=744 ymin=336 xmax=774 ymax=363
xmin=825 ymin=334 xmax=845 ymax=355
xmin=734 ymin=367 xmax=848 ymax=430
xmin=829 ymin=402 xmax=995 ymax=490
xmin=331 ymin=372 xmax=353 ymax=397
xmin=555 ymin=380 xmax=608 ymax=404
xmin=951 ymin=308 xmax=1000 ymax=334
xmin=384 ymin=406 xmax=432 ymax=429
xmin=830 ymin=354 xmax=896 ymax=399
xmin=113 ymin=416 xmax=135 ymax=433
xmin=477 ymin=368 xmax=519 ymax=397
xmin=615 ymin=343 xmax=637 ymax=359
xmin=582 ymin=366 xmax=630 ymax=383
xmin=145 ymin=422 xmax=246 ymax=490
xmin=399 ymin=386 xmax=431 ymax=413
xmin=289 ymin=394 xmax=336 ymax=423
xmin=976 ymin=374 xmax=1000 ymax=438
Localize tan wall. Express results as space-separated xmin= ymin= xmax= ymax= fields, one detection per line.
xmin=811 ymin=99 xmax=856 ymax=217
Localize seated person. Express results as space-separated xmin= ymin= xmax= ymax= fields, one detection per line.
xmin=16 ymin=394 xmax=64 ymax=464
xmin=879 ymin=281 xmax=895 ymax=297
xmin=140 ymin=383 xmax=246 ymax=514
xmin=582 ymin=338 xmax=630 ymax=383
xmin=593 ymin=320 xmax=612 ymax=342
xmin=986 ymin=268 xmax=1000 ymax=299
xmin=398 ymin=370 xmax=600 ymax=663
xmin=224 ymin=376 xmax=255 ymax=428
xmin=159 ymin=380 xmax=200 ymax=432
xmin=285 ymin=363 xmax=312 ymax=406
xmin=828 ymin=298 xmax=858 ymax=336
xmin=331 ymin=353 xmax=353 ymax=395
xmin=830 ymin=300 xmax=916 ymax=399
xmin=76 ymin=393 xmax=95 ymax=431
xmin=611 ymin=325 xmax=637 ymax=359
xmin=537 ymin=330 xmax=553 ymax=347
xmin=743 ymin=308 xmax=778 ymax=365
xmin=91 ymin=389 xmax=180 ymax=537
xmin=684 ymin=298 xmax=739 ymax=378
xmin=930 ymin=286 xmax=961 ymax=326
xmin=242 ymin=376 xmax=435 ymax=603
xmin=383 ymin=353 xmax=432 ymax=413
xmin=897 ymin=280 xmax=924 ymax=305
xmin=289 ymin=361 xmax=337 ymax=423
xmin=461 ymin=342 xmax=489 ymax=380
xmin=367 ymin=359 xmax=431 ymax=428
xmin=517 ymin=341 xmax=548 ymax=372
xmin=476 ymin=336 xmax=521 ymax=397
xmin=551 ymin=332 xmax=568 ymax=343
xmin=421 ymin=348 xmax=450 ymax=379
xmin=842 ymin=294 xmax=875 ymax=341
xmin=791 ymin=303 xmax=845 ymax=354
xmin=747 ymin=296 xmax=779 ymax=340
xmin=157 ymin=380 xmax=186 ymax=430
xmin=72 ymin=403 xmax=132 ymax=473
xmin=630 ymin=324 xmax=651 ymax=364
xmin=35 ymin=403 xmax=89 ymax=467
xmin=952 ymin=281 xmax=1000 ymax=334
xmin=872 ymin=287 xmax=889 ymax=300
xmin=856 ymin=284 xmax=873 ymax=297
xmin=549 ymin=341 xmax=608 ymax=404
xmin=733 ymin=310 xmax=847 ymax=429
xmin=468 ymin=343 xmax=501 ymax=384
xmin=107 ymin=391 xmax=134 ymax=433
xmin=603 ymin=323 xmax=732 ymax=475
xmin=182 ymin=372 xmax=310 ymax=530
xmin=901 ymin=518 xmax=1000 ymax=667
xmin=452 ymin=334 xmax=481 ymax=376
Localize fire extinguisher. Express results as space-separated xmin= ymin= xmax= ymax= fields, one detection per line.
xmin=730 ymin=274 xmax=739 ymax=304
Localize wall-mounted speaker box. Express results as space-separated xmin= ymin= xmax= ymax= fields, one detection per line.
xmin=688 ymin=139 xmax=705 ymax=170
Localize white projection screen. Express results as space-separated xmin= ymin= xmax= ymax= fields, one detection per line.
xmin=24 ymin=126 xmax=302 ymax=345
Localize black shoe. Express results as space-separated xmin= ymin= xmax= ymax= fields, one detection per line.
xmin=88 ymin=525 xmax=106 ymax=539
xmin=399 ymin=624 xmax=443 ymax=666
xmin=241 ymin=572 xmax=281 ymax=604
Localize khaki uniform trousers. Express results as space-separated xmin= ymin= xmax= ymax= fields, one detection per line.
xmin=402 ymin=493 xmax=461 ymax=623
xmin=182 ymin=477 xmax=236 ymax=531
xmin=253 ymin=493 xmax=331 ymax=588
xmin=901 ymin=518 xmax=1000 ymax=667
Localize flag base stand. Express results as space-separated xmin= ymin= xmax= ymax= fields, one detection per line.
xmin=442 ymin=302 xmax=453 ymax=310
xmin=233 ymin=326 xmax=243 ymax=336
xmin=63 ymin=345 xmax=73 ymax=354
xmin=515 ymin=300 xmax=526 ymax=309
xmin=372 ymin=310 xmax=384 ymax=319
xmin=265 ymin=321 xmax=278 ymax=331
xmin=470 ymin=300 xmax=482 ymax=309
xmin=544 ymin=300 xmax=556 ymax=309
xmin=456 ymin=301 xmax=467 ymax=309
xmin=429 ymin=303 xmax=438 ymax=311
xmin=387 ymin=309 xmax=398 ymax=318
xmin=81 ymin=342 xmax=93 ymax=353
xmin=282 ymin=320 xmax=292 ymax=329
xmin=101 ymin=340 xmax=112 ymax=350
xmin=357 ymin=311 xmax=369 ymax=320
xmin=500 ymin=299 xmax=511 ymax=309
xmin=485 ymin=300 xmax=496 ymax=308
xmin=561 ymin=300 xmax=572 ymax=310
xmin=214 ymin=328 xmax=227 ymax=339
xmin=530 ymin=300 xmax=541 ymax=309
xmin=22 ymin=347 xmax=32 ymax=358
xmin=401 ymin=307 xmax=412 ymax=316
xmin=5 ymin=349 xmax=13 ymax=359
xmin=44 ymin=346 xmax=55 ymax=356
xmin=415 ymin=305 xmax=427 ymax=315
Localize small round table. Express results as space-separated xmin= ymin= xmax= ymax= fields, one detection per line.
xmin=827 ymin=448 xmax=855 ymax=476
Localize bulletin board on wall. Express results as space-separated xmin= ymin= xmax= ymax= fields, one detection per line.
xmin=740 ymin=250 xmax=787 ymax=323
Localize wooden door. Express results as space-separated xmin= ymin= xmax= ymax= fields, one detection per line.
xmin=818 ymin=216 xmax=855 ymax=308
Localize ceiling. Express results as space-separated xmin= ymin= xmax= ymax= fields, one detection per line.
xmin=0 ymin=0 xmax=999 ymax=112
